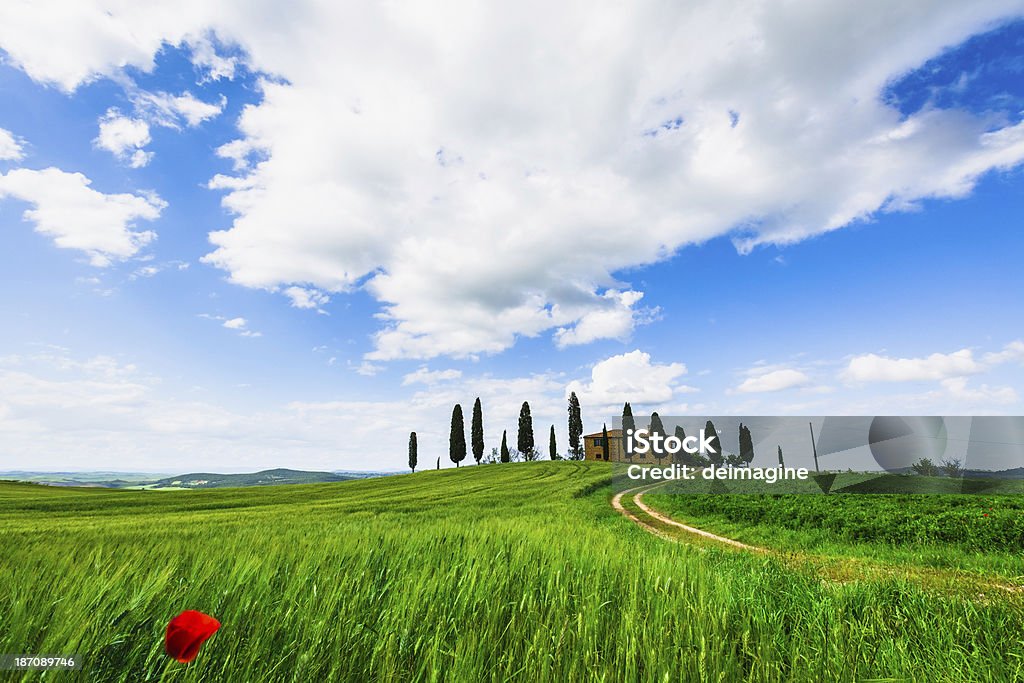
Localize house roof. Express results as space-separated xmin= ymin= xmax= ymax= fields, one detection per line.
xmin=583 ymin=429 xmax=623 ymax=438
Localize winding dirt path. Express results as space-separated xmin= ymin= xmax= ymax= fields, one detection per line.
xmin=611 ymin=481 xmax=1024 ymax=597
xmin=633 ymin=486 xmax=762 ymax=551
xmin=611 ymin=483 xmax=760 ymax=550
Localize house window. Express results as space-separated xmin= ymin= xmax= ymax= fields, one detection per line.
xmin=593 ymin=437 xmax=605 ymax=447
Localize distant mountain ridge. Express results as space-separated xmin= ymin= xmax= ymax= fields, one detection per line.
xmin=149 ymin=468 xmax=354 ymax=489
xmin=0 ymin=468 xmax=398 ymax=489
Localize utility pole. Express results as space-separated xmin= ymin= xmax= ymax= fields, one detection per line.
xmin=809 ymin=421 xmax=820 ymax=473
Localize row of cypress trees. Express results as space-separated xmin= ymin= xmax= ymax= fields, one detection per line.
xmin=407 ymin=399 xmax=766 ymax=471
xmin=615 ymin=402 xmax=758 ymax=466
xmin=407 ymin=392 xmax=588 ymax=472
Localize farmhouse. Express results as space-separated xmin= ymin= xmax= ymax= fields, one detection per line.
xmin=583 ymin=429 xmax=623 ymax=461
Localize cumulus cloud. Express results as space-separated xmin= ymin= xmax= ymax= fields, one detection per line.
xmin=554 ymin=290 xmax=650 ymax=348
xmin=4 ymin=2 xmax=1024 ymax=358
xmin=0 ymin=348 xmax=570 ymax=471
xmin=842 ymin=349 xmax=983 ymax=382
xmin=0 ymin=127 xmax=24 ymax=161
xmin=842 ymin=340 xmax=1024 ymax=385
xmin=736 ymin=368 xmax=811 ymax=393
xmin=939 ymin=377 xmax=1018 ymax=405
xmin=200 ymin=313 xmax=262 ymax=337
xmin=402 ymin=367 xmax=463 ymax=386
xmin=190 ymin=36 xmax=238 ymax=81
xmin=566 ymin=350 xmax=693 ymax=409
xmin=983 ymin=340 xmax=1024 ymax=365
xmin=132 ymin=89 xmax=224 ymax=128
xmin=93 ymin=92 xmax=223 ymax=167
xmin=95 ymin=109 xmax=153 ymax=167
xmin=0 ymin=167 xmax=164 ymax=265
xmin=282 ymin=285 xmax=330 ymax=311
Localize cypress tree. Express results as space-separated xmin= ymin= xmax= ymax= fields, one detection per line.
xmin=674 ymin=425 xmax=686 ymax=465
xmin=622 ymin=402 xmax=636 ymax=461
xmin=500 ymin=430 xmax=510 ymax=463
xmin=738 ymin=423 xmax=754 ymax=467
xmin=408 ymin=431 xmax=417 ymax=473
xmin=549 ymin=425 xmax=557 ymax=460
xmin=705 ymin=420 xmax=723 ymax=466
xmin=449 ymin=404 xmax=467 ymax=467
xmin=568 ymin=392 xmax=583 ymax=459
xmin=471 ymin=397 xmax=485 ymax=465
xmin=777 ymin=445 xmax=785 ymax=468
xmin=518 ymin=401 xmax=535 ymax=460
xmin=601 ymin=423 xmax=610 ymax=461
xmin=650 ymin=412 xmax=666 ymax=464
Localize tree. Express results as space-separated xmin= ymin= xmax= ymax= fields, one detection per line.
xmin=674 ymin=425 xmax=687 ymax=465
xmin=471 ymin=397 xmax=485 ymax=465
xmin=500 ymin=430 xmax=510 ymax=463
xmin=449 ymin=404 xmax=467 ymax=467
xmin=518 ymin=401 xmax=535 ymax=461
xmin=601 ymin=423 xmax=610 ymax=461
xmin=622 ymin=402 xmax=636 ymax=462
xmin=777 ymin=445 xmax=785 ymax=468
xmin=650 ymin=412 xmax=666 ymax=464
xmin=408 ymin=431 xmax=417 ymax=473
xmin=549 ymin=425 xmax=558 ymax=460
xmin=940 ymin=458 xmax=963 ymax=478
xmin=738 ymin=423 xmax=754 ymax=467
xmin=911 ymin=457 xmax=938 ymax=477
xmin=568 ymin=392 xmax=583 ymax=460
xmin=705 ymin=420 xmax=723 ymax=466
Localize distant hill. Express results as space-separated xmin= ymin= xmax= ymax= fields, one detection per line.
xmin=962 ymin=467 xmax=1024 ymax=479
xmin=0 ymin=468 xmax=395 ymax=489
xmin=148 ymin=468 xmax=355 ymax=489
xmin=887 ymin=466 xmax=1024 ymax=479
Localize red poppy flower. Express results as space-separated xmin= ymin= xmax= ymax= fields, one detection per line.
xmin=165 ymin=610 xmax=220 ymax=663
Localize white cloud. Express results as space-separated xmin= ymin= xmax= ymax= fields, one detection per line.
xmin=282 ymin=285 xmax=330 ymax=311
xmin=736 ymin=368 xmax=811 ymax=393
xmin=199 ymin=313 xmax=262 ymax=337
xmin=983 ymin=340 xmax=1024 ymax=365
xmin=554 ymin=290 xmax=649 ymax=348
xmin=940 ymin=377 xmax=1018 ymax=405
xmin=566 ymin=350 xmax=692 ymax=409
xmin=95 ymin=109 xmax=152 ymax=167
xmin=0 ymin=127 xmax=24 ymax=161
xmin=0 ymin=167 xmax=164 ymax=265
xmin=133 ymin=90 xmax=224 ymax=128
xmin=841 ymin=340 xmax=1024 ymax=387
xmin=353 ymin=361 xmax=383 ymax=376
xmin=93 ymin=93 xmax=223 ymax=167
xmin=402 ymin=367 xmax=463 ymax=386
xmin=225 ymin=318 xmax=261 ymax=337
xmin=190 ymin=36 xmax=238 ymax=81
xmin=3 ymin=3 xmax=1024 ymax=359
xmin=842 ymin=348 xmax=983 ymax=382
xmin=0 ymin=348 xmax=572 ymax=471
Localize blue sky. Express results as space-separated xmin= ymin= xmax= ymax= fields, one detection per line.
xmin=1 ymin=2 xmax=1023 ymax=472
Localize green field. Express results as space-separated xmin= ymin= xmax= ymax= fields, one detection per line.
xmin=644 ymin=476 xmax=1024 ymax=578
xmin=2 ymin=462 xmax=1023 ymax=682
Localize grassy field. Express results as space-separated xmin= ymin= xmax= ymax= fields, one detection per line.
xmin=645 ymin=476 xmax=1024 ymax=579
xmin=2 ymin=462 xmax=1023 ymax=682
